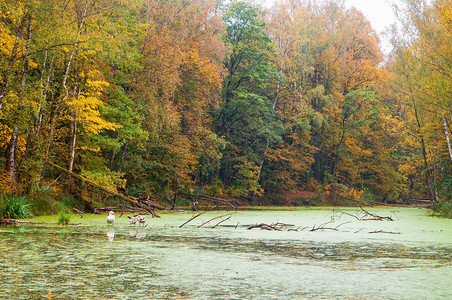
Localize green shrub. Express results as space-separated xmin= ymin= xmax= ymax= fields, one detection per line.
xmin=0 ymin=193 xmax=33 ymax=219
xmin=30 ymin=190 xmax=56 ymax=215
xmin=432 ymin=201 xmax=452 ymax=219
xmin=58 ymin=209 xmax=71 ymax=225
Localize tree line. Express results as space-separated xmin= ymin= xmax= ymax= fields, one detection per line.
xmin=0 ymin=0 xmax=450 ymax=209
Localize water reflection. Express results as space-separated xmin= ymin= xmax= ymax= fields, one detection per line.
xmin=129 ymin=230 xmax=146 ymax=239
xmin=0 ymin=208 xmax=451 ymax=299
xmin=106 ymin=229 xmax=115 ymax=241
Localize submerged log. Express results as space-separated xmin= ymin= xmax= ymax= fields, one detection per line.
xmin=0 ymin=219 xmax=54 ymax=226
xmin=369 ymin=230 xmax=401 ymax=234
xmin=247 ymin=222 xmax=300 ymax=231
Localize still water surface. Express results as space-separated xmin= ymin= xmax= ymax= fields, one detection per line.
xmin=0 ymin=207 xmax=451 ymax=299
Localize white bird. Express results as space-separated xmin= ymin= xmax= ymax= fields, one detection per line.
xmin=107 ymin=211 xmax=115 ymax=225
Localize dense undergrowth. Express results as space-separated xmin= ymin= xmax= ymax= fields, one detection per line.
xmin=1 ymin=190 xmax=450 ymax=220
xmin=432 ymin=201 xmax=452 ymax=219
xmin=0 ymin=193 xmax=33 ymax=219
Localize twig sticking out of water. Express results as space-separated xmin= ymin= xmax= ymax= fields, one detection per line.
xmin=310 ymin=221 xmax=351 ymax=231
xmin=197 ymin=212 xmax=237 ymax=228
xmin=333 ymin=207 xmax=394 ymax=222
xmin=359 ymin=206 xmax=394 ymax=221
xmin=179 ymin=211 xmax=207 ymax=228
xmin=212 ymin=216 xmax=232 ymax=229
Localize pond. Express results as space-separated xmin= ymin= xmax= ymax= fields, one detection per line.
xmin=0 ymin=207 xmax=451 ymax=299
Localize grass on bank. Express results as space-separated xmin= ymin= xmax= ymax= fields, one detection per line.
xmin=0 ymin=192 xmax=33 ymax=219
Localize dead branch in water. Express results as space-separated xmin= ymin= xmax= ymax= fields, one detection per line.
xmin=212 ymin=216 xmax=232 ymax=229
xmin=247 ymin=222 xmax=300 ymax=231
xmin=179 ymin=211 xmax=207 ymax=228
xmin=333 ymin=207 xmax=394 ymax=222
xmin=197 ymin=212 xmax=237 ymax=228
xmin=359 ymin=206 xmax=393 ymax=221
xmin=247 ymin=223 xmax=283 ymax=231
xmin=310 ymin=221 xmax=351 ymax=231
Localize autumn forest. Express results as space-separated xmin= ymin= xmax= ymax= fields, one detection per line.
xmin=0 ymin=0 xmax=451 ymax=214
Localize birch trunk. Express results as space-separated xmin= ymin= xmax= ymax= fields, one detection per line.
xmin=6 ymin=14 xmax=32 ymax=187
xmin=40 ymin=3 xmax=89 ymax=186
xmin=68 ymin=115 xmax=78 ymax=173
xmin=441 ymin=108 xmax=452 ymax=162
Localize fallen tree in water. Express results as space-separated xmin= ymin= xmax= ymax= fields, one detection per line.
xmin=247 ymin=223 xmax=304 ymax=231
xmin=334 ymin=206 xmax=394 ymax=221
xmin=47 ymin=162 xmax=160 ymax=218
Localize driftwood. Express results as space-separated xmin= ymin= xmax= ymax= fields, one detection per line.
xmin=47 ymin=162 xmax=160 ymax=218
xmin=248 ymin=223 xmax=283 ymax=231
xmin=247 ymin=222 xmax=302 ymax=231
xmin=72 ymin=207 xmax=84 ymax=218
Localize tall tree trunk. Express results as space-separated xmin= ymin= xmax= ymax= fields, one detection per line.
xmin=6 ymin=14 xmax=32 ymax=187
xmin=68 ymin=116 xmax=78 ymax=173
xmin=109 ymin=132 xmax=119 ymax=171
xmin=441 ymin=107 xmax=452 ymax=162
xmin=252 ymin=79 xmax=280 ymax=200
xmin=39 ymin=3 xmax=88 ymax=187
xmin=109 ymin=150 xmax=117 ymax=172
xmin=22 ymin=52 xmax=55 ymax=192
xmin=255 ymin=58 xmax=285 ymax=187
xmin=412 ymin=97 xmax=438 ymax=204
xmin=117 ymin=140 xmax=129 ymax=173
